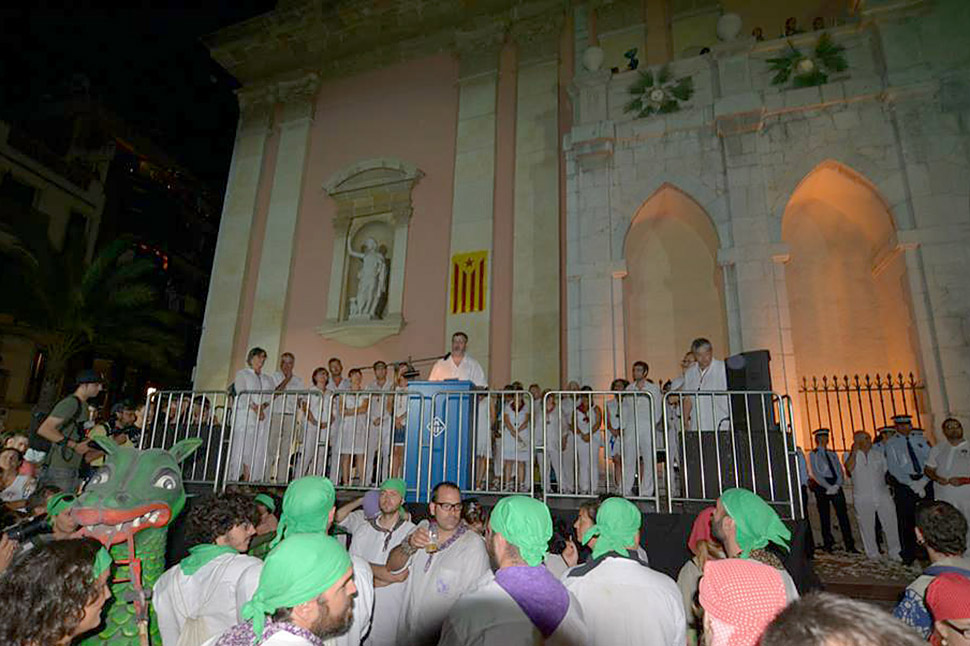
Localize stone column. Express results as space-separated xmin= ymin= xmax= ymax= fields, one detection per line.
xmin=610 ymin=269 xmax=628 ymax=379
xmin=770 ymin=248 xmax=803 ymax=433
xmin=246 ymin=73 xmax=320 ymax=363
xmin=445 ymin=34 xmax=503 ymax=379
xmin=511 ymin=20 xmax=562 ymax=387
xmin=194 ymin=86 xmax=274 ymax=390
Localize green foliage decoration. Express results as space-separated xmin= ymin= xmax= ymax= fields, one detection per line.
xmin=767 ymin=33 xmax=848 ymax=88
xmin=624 ymin=64 xmax=695 ymax=118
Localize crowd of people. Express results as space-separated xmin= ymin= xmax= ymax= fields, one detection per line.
xmin=5 ymin=474 xmax=963 ymax=646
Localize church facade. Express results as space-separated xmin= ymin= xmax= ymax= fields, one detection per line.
xmin=197 ymin=0 xmax=970 ymax=440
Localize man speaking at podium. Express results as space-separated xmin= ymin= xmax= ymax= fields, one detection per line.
xmin=428 ymin=332 xmax=487 ymax=387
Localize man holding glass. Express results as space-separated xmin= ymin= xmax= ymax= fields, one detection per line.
xmin=386 ymin=481 xmax=490 ymax=646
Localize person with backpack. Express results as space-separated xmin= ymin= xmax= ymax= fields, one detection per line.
xmin=32 ymin=369 xmax=105 ymax=492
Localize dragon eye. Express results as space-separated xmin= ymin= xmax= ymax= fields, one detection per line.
xmin=153 ymin=471 xmax=178 ymax=490
xmin=88 ymin=469 xmax=110 ymax=486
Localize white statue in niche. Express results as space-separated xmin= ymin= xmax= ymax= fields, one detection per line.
xmin=347 ymin=236 xmax=387 ymax=320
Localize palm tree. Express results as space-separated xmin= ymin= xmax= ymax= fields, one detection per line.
xmin=1 ymin=224 xmax=185 ymax=410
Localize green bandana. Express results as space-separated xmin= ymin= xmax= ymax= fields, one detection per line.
xmin=380 ymin=478 xmax=407 ymax=500
xmin=720 ymin=488 xmax=791 ymax=558
xmin=581 ymin=497 xmax=641 ymax=560
xmin=47 ymin=493 xmax=75 ymax=526
xmin=179 ymin=544 xmax=239 ymax=576
xmin=254 ymin=493 xmax=276 ymax=513
xmin=489 ymin=496 xmax=552 ymax=566
xmin=270 ymin=476 xmax=336 ymax=548
xmin=91 ymin=546 xmax=112 ymax=581
xmin=242 ymin=533 xmax=352 ymax=640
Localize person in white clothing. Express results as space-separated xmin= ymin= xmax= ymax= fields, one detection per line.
xmin=299 ymin=368 xmax=337 ymax=477
xmin=681 ymin=338 xmax=730 ymax=433
xmin=543 ymin=391 xmax=574 ymax=495
xmin=572 ymin=391 xmax=603 ymax=495
xmin=337 ymin=369 xmax=370 ymax=487
xmin=926 ymin=418 xmax=970 ymax=549
xmin=563 ymin=497 xmax=685 ymax=646
xmin=334 ymin=478 xmax=415 ymax=646
xmin=428 ymin=332 xmax=487 ymax=386
xmin=439 ymin=496 xmax=588 ymax=646
xmin=844 ymin=430 xmax=901 ymax=560
xmin=326 ymin=357 xmax=350 ymax=393
xmin=0 ymin=447 xmax=34 ymax=504
xmin=386 ymin=482 xmax=491 ymax=646
xmin=365 ymin=361 xmax=395 ymax=485
xmin=501 ymin=391 xmax=531 ymax=492
xmin=154 ymin=493 xmax=264 ymax=646
xmin=268 ymin=352 xmax=307 ymax=483
xmin=206 ymin=533 xmax=357 ymax=646
xmin=230 ymin=348 xmax=277 ymax=482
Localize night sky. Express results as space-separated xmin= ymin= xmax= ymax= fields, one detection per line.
xmin=0 ymin=1 xmax=275 ymax=191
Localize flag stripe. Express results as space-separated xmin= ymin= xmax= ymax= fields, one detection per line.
xmin=452 ymin=262 xmax=459 ymax=314
xmin=478 ymin=258 xmax=485 ymax=311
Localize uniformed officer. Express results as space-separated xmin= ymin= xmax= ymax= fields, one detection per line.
xmin=808 ymin=428 xmax=857 ymax=553
xmin=884 ymin=414 xmax=934 ymax=565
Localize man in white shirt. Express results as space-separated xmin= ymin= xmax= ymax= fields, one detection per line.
xmin=335 ymin=478 xmax=415 ymax=646
xmin=269 ymin=352 xmax=307 ymax=483
xmin=155 ymin=493 xmax=264 ymax=645
xmin=681 ymin=338 xmax=730 ymax=433
xmin=625 ymin=361 xmax=663 ymax=497
xmin=386 ymin=481 xmax=490 ymax=646
xmin=428 ymin=332 xmax=487 ymax=386
xmin=206 ymin=533 xmax=358 ymax=646
xmin=364 ymin=361 xmax=394 ymax=486
xmin=844 ymin=431 xmax=901 ymax=560
xmin=926 ymin=418 xmax=970 ymax=549
xmin=327 ymin=357 xmax=350 ymax=392
xmin=563 ymin=497 xmax=685 ymax=646
xmin=440 ymin=496 xmax=588 ymax=646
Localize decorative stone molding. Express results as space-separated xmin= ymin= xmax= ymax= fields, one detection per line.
xmin=317 ymin=158 xmax=424 ymax=346
xmin=236 ymin=85 xmax=276 ymax=130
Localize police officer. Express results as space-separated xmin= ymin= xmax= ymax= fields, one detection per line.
xmin=808 ymin=428 xmax=857 ymax=553
xmin=884 ymin=414 xmax=933 ymax=565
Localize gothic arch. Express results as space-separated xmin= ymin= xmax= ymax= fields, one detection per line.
xmin=622 ymin=183 xmax=729 ymax=380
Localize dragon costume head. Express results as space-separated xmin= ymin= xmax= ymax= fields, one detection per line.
xmin=72 ymin=438 xmax=201 ymax=545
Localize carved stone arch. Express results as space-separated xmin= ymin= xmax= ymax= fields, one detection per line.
xmin=317 ymin=158 xmax=424 ymax=347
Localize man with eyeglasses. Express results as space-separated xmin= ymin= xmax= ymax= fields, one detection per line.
xmin=386 ymin=481 xmax=489 ymax=646
xmin=925 ymin=418 xmax=970 ymax=550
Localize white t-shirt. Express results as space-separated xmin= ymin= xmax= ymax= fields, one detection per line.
xmin=926 ymin=440 xmax=970 ymax=503
xmin=0 ymin=474 xmax=34 ymax=502
xmin=234 ymin=368 xmax=276 ymax=420
xmin=563 ymin=555 xmax=686 ymax=646
xmin=625 ymin=380 xmax=663 ymax=426
xmin=428 ymin=354 xmax=487 ymax=387
xmin=438 ymin=573 xmax=588 ymax=646
xmin=396 ymin=521 xmax=491 ymax=646
xmin=153 ymin=552 xmax=263 ymax=646
xmin=328 ymin=556 xmax=374 ymax=646
xmin=681 ymin=359 xmax=729 ymax=431
xmin=844 ymin=449 xmax=892 ymax=501
xmin=271 ymin=371 xmax=307 ymax=414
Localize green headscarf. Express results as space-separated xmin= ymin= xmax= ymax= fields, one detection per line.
xmin=254 ymin=493 xmax=276 ymax=513
xmin=91 ymin=546 xmax=112 ymax=581
xmin=242 ymin=533 xmax=352 ymax=640
xmin=489 ymin=496 xmax=552 ymax=567
xmin=720 ymin=488 xmax=791 ymax=558
xmin=380 ymin=478 xmax=406 ymax=500
xmin=270 ymin=476 xmax=336 ymax=548
xmin=47 ymin=493 xmax=75 ymax=526
xmin=179 ymin=544 xmax=238 ymax=576
xmin=581 ymin=497 xmax=642 ymax=560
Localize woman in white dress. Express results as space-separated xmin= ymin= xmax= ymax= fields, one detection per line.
xmin=230 ymin=347 xmax=276 ymax=482
xmin=338 ymin=368 xmax=369 ymax=486
xmin=542 ymin=390 xmax=575 ymax=494
xmin=573 ymin=389 xmax=603 ymax=495
xmin=501 ymin=390 xmax=531 ymax=491
xmin=0 ymin=447 xmax=34 ymax=507
xmin=390 ymin=368 xmax=410 ymax=480
xmin=301 ymin=367 xmax=337 ymax=476
xmin=605 ymin=379 xmax=631 ymax=495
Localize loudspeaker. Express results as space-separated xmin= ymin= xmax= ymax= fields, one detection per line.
xmin=726 ymin=350 xmax=772 ymax=391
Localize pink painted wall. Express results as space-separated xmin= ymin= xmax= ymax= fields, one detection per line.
xmin=281 ymin=54 xmax=460 ymax=376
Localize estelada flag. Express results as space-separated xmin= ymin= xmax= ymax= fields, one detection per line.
xmin=450 ymin=251 xmax=488 ymax=314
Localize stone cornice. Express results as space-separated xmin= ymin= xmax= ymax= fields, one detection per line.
xmin=205 ymin=0 xmax=568 ymax=86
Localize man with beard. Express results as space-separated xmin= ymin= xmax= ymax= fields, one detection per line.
xmin=334 ymin=478 xmax=415 ymax=646
xmin=207 ymin=533 xmax=357 ymax=646
xmin=439 ymin=496 xmax=587 ymax=645
xmin=711 ymin=488 xmax=800 ymax=602
xmin=386 ymin=481 xmax=490 ymax=646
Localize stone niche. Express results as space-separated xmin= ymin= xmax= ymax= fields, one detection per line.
xmin=317 ymin=158 xmax=423 ymax=347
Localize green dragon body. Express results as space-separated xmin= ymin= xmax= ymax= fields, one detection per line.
xmin=72 ymin=438 xmax=201 ymax=646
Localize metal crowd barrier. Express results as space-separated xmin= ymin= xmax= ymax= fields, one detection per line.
xmin=663 ymin=389 xmax=799 ymax=519
xmin=541 ymin=390 xmax=662 ymax=509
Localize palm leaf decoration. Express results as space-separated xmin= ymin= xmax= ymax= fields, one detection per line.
xmin=625 ymin=65 xmax=694 ymax=119
xmin=768 ymin=33 xmax=848 ymax=88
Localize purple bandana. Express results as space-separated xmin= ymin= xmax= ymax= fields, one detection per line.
xmin=494 ymin=565 xmax=570 ymax=638
xmin=214 ymin=620 xmax=325 ymax=646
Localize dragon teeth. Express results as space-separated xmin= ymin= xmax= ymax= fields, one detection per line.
xmin=133 ymin=518 xmax=141 ymax=528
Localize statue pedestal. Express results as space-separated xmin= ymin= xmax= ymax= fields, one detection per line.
xmin=315 ymin=314 xmax=405 ymax=347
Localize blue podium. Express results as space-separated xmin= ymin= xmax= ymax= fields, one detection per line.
xmin=402 ymin=380 xmax=475 ymax=502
